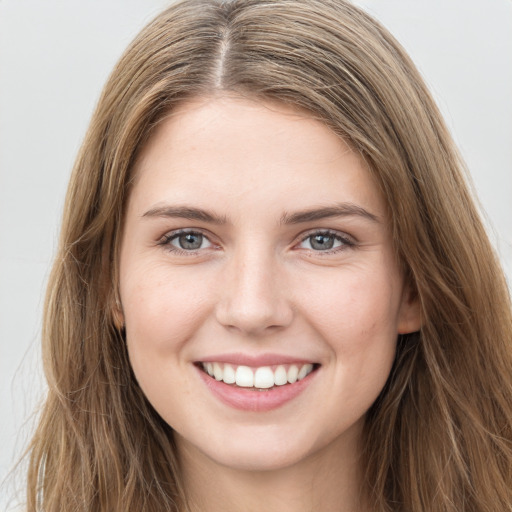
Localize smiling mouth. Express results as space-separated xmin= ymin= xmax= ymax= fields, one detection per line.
xmin=197 ymin=362 xmax=319 ymax=390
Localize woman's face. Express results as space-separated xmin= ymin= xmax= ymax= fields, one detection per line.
xmin=118 ymin=96 xmax=420 ymax=472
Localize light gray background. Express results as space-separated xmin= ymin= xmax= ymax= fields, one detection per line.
xmin=1 ymin=1 xmax=511 ymax=509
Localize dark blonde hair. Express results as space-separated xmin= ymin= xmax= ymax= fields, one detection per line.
xmin=27 ymin=0 xmax=512 ymax=510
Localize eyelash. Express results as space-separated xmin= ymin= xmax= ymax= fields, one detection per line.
xmin=157 ymin=229 xmax=214 ymax=256
xmin=296 ymin=230 xmax=355 ymax=254
xmin=157 ymin=229 xmax=356 ymax=255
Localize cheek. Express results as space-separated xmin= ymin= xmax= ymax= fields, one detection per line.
xmin=120 ymin=264 xmax=214 ymax=419
xmin=300 ymin=265 xmax=403 ymax=345
xmin=121 ymin=262 xmax=216 ymax=356
xmin=297 ymin=264 xmax=401 ymax=398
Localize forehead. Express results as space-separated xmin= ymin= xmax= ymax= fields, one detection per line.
xmin=129 ymin=95 xmax=386 ymax=221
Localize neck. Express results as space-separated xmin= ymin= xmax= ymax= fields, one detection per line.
xmin=176 ymin=429 xmax=369 ymax=512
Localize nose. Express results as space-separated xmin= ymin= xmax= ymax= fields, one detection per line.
xmin=215 ymin=249 xmax=294 ymax=336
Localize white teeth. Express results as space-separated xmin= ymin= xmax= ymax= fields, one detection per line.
xmin=297 ymin=363 xmax=313 ymax=380
xmin=287 ymin=365 xmax=299 ymax=384
xmin=254 ymin=367 xmax=274 ymax=389
xmin=201 ymin=362 xmax=315 ymax=388
xmin=223 ymin=364 xmax=236 ymax=384
xmin=235 ymin=365 xmax=254 ymax=387
xmin=213 ymin=362 xmax=223 ymax=381
xmin=274 ymin=365 xmax=288 ymax=386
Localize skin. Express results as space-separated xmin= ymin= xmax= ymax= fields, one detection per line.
xmin=118 ymin=95 xmax=420 ymax=511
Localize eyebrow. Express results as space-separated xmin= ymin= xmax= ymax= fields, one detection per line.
xmin=142 ymin=205 xmax=227 ymax=224
xmin=280 ymin=203 xmax=380 ymax=224
xmin=141 ymin=202 xmax=379 ymax=225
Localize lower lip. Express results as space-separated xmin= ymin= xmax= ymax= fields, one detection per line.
xmin=196 ymin=366 xmax=317 ymax=412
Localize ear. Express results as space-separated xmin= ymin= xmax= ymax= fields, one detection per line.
xmin=397 ymin=284 xmax=421 ymax=334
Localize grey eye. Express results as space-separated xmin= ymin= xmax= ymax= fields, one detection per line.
xmin=310 ymin=234 xmax=336 ymax=250
xmin=299 ymin=233 xmax=345 ymax=251
xmin=171 ymin=232 xmax=210 ymax=250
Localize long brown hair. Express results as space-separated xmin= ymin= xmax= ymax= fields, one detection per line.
xmin=27 ymin=0 xmax=512 ymax=510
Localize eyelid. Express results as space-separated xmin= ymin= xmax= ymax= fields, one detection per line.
xmin=156 ymin=227 xmax=355 ymax=256
xmin=157 ymin=228 xmax=219 ymax=253
xmin=294 ymin=229 xmax=356 ymax=252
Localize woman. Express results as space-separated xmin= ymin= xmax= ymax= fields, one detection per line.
xmin=26 ymin=0 xmax=512 ymax=510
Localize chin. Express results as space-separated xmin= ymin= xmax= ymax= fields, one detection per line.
xmin=175 ymin=423 xmax=320 ymax=473
xmin=209 ymin=444 xmax=311 ymax=473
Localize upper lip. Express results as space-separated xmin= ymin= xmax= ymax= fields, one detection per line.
xmin=196 ymin=352 xmax=318 ymax=367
